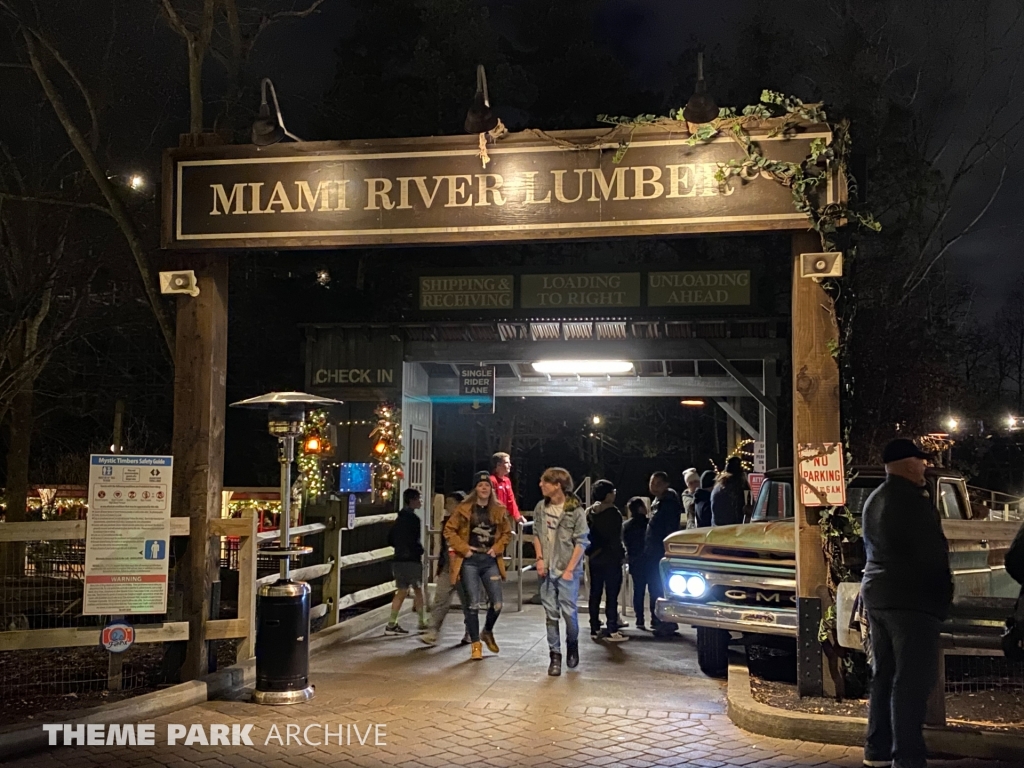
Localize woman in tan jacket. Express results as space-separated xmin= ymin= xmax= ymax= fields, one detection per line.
xmin=444 ymin=471 xmax=512 ymax=660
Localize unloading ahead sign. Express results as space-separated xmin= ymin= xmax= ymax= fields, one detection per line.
xmin=84 ymin=455 xmax=173 ymax=615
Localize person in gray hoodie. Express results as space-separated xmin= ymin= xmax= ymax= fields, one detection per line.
xmin=532 ymin=467 xmax=589 ymax=677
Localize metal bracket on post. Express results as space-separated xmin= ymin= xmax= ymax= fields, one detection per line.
xmin=797 ymin=596 xmax=823 ymax=697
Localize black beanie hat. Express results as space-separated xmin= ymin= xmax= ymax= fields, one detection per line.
xmin=592 ymin=479 xmax=615 ymax=502
xmin=700 ymin=470 xmax=716 ymax=489
xmin=472 ymin=470 xmax=494 ymax=489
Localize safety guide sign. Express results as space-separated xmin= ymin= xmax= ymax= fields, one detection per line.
xmin=84 ymin=455 xmax=173 ymax=615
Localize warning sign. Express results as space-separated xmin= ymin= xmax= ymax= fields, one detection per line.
xmin=797 ymin=443 xmax=846 ymax=507
xmin=84 ymin=455 xmax=173 ymax=615
xmin=748 ymin=473 xmax=766 ymax=503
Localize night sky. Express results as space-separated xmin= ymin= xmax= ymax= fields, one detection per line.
xmin=250 ymin=0 xmax=1024 ymax=319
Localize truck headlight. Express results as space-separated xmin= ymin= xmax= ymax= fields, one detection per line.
xmin=685 ymin=575 xmax=707 ymax=598
xmin=668 ymin=572 xmax=707 ymax=598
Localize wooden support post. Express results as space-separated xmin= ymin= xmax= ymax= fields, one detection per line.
xmin=322 ymin=504 xmax=343 ymax=628
xmin=170 ymin=254 xmax=228 ymax=681
xmin=761 ymin=360 xmax=779 ymax=469
xmin=235 ymin=509 xmax=258 ymax=663
xmin=107 ymin=400 xmax=126 ymax=691
xmin=791 ymin=230 xmax=841 ymax=697
xmin=107 ymin=618 xmax=123 ymax=696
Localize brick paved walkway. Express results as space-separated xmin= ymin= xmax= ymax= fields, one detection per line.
xmin=11 ymin=592 xmax=1016 ymax=768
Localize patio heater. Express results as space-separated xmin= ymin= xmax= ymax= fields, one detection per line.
xmin=231 ymin=391 xmax=341 ymax=705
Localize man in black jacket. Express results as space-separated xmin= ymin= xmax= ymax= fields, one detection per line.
xmin=862 ymin=439 xmax=953 ymax=768
xmin=1007 ymin=523 xmax=1024 ymax=585
xmin=384 ymin=488 xmax=427 ymax=635
xmin=644 ymin=472 xmax=682 ymax=637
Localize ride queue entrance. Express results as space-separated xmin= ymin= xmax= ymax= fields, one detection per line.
xmin=161 ymin=122 xmax=843 ymax=695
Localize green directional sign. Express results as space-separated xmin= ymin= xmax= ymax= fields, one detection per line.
xmin=647 ymin=270 xmax=751 ymax=306
xmin=520 ymin=273 xmax=641 ymax=309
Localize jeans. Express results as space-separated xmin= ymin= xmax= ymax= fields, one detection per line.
xmin=540 ymin=571 xmax=580 ymax=652
xmin=628 ymin=558 xmax=655 ymax=627
xmin=865 ymin=608 xmax=942 ymax=768
xmin=428 ymin=565 xmax=471 ymax=633
xmin=460 ymin=553 xmax=502 ymax=642
xmin=647 ymin=556 xmax=677 ymax=633
xmin=588 ymin=561 xmax=623 ymax=633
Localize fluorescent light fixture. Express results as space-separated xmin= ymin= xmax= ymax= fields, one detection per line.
xmin=681 ymin=399 xmax=706 ymax=407
xmin=532 ymin=360 xmax=633 ymax=375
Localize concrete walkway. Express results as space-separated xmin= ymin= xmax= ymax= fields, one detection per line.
xmin=11 ymin=585 xmax=1016 ymax=768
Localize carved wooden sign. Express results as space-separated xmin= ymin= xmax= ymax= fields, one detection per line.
xmin=162 ymin=125 xmax=842 ymax=249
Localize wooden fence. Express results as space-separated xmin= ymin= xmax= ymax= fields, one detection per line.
xmin=0 ymin=507 xmax=401 ymax=665
xmin=0 ymin=516 xmax=256 ymax=659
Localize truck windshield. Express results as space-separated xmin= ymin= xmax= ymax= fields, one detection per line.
xmin=751 ymin=480 xmax=793 ymax=520
xmin=752 ymin=479 xmax=879 ymax=521
xmin=845 ymin=485 xmax=876 ymax=516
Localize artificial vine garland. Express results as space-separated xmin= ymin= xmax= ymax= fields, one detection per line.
xmin=597 ymin=90 xmax=880 ymax=250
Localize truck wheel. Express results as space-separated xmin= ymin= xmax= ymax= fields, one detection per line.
xmin=696 ymin=627 xmax=730 ymax=678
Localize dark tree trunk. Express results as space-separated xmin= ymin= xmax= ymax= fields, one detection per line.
xmin=1 ymin=380 xmax=34 ymax=577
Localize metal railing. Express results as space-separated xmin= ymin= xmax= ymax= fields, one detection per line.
xmin=427 ymin=513 xmax=530 ymax=611
xmin=967 ymin=486 xmax=1024 ymax=521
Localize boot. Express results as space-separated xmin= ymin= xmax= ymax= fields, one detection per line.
xmin=548 ymin=651 xmax=562 ymax=676
xmin=566 ymin=641 xmax=579 ymax=669
xmin=480 ymin=630 xmax=499 ymax=654
xmin=471 ymin=641 xmax=483 ymax=660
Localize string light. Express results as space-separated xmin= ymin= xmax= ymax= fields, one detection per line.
xmin=226 ymin=499 xmax=283 ymax=519
xmin=369 ymin=401 xmax=403 ymax=502
xmin=726 ymin=438 xmax=755 ymax=472
xmin=298 ymin=409 xmax=331 ymax=502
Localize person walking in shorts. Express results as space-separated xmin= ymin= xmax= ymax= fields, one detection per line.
xmin=385 ymin=488 xmax=427 ymax=635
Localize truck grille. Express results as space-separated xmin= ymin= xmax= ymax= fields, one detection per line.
xmin=710 ymin=584 xmax=797 ymax=608
xmin=704 ymin=547 xmax=795 ymax=566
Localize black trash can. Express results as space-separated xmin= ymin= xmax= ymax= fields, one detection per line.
xmin=253 ymin=580 xmax=314 ymax=704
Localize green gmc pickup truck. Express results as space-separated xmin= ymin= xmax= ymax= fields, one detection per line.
xmin=655 ymin=467 xmax=1021 ymax=677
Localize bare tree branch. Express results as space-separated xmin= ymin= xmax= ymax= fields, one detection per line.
xmin=28 ymin=28 xmax=102 ymax=151
xmin=0 ymin=191 xmax=112 ymax=215
xmin=160 ymin=0 xmax=217 ymax=132
xmin=19 ymin=27 xmax=175 ymax=357
xmin=902 ymin=164 xmax=1012 ymax=299
xmin=249 ymin=0 xmax=329 ymax=49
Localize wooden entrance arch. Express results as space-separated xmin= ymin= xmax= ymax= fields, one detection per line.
xmin=162 ymin=125 xmax=842 ymax=693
